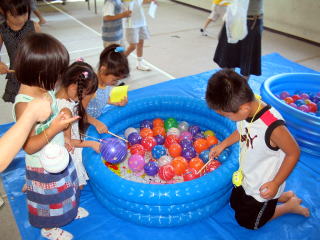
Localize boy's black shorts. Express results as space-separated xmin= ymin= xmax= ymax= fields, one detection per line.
xmin=230 ymin=186 xmax=278 ymax=230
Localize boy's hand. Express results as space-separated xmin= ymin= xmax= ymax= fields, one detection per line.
xmin=209 ymin=144 xmax=225 ymax=160
xmin=94 ymin=120 xmax=108 ymax=134
xmin=259 ymin=181 xmax=279 ymax=199
xmin=122 ymin=10 xmax=132 ymax=18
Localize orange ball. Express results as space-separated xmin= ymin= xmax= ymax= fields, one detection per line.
xmin=171 ymin=157 xmax=188 ymax=175
xmin=193 ymin=138 xmax=209 ymax=153
xmin=153 ymin=118 xmax=164 ymax=128
xmin=207 ymin=135 xmax=219 ymax=147
xmin=140 ymin=128 xmax=153 ymax=138
xmin=189 ymin=157 xmax=204 ymax=172
xmin=153 ymin=126 xmax=166 ymax=137
xmin=168 ymin=143 xmax=182 ymax=158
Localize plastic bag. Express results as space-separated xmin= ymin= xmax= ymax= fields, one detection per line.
xmin=225 ymin=0 xmax=249 ymax=43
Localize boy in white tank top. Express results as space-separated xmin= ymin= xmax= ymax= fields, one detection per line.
xmin=205 ymin=69 xmax=309 ymax=229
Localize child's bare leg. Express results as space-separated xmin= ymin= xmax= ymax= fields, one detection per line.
xmin=124 ymin=43 xmax=137 ymax=57
xmin=278 ymin=190 xmax=295 ymax=203
xmin=271 ymin=197 xmax=310 ymax=220
xmin=136 ymin=39 xmax=144 ymax=58
xmin=203 ymin=18 xmax=213 ymax=30
xmin=33 ymin=10 xmax=46 ymax=25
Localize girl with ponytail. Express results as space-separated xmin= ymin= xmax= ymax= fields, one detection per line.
xmin=56 ymin=61 xmax=99 ymax=189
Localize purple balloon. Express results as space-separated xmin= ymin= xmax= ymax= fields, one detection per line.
xmin=194 ymin=132 xmax=205 ymax=140
xmin=128 ymin=132 xmax=142 ymax=145
xmin=181 ymin=147 xmax=196 ymax=161
xmin=100 ymin=137 xmax=127 ymax=164
xmin=144 ymin=161 xmax=159 ymax=176
xmin=180 ymin=131 xmax=193 ymax=141
xmin=140 ymin=119 xmax=153 ymax=129
xmin=188 ymin=125 xmax=200 ymax=136
xmin=300 ymin=93 xmax=309 ymax=100
xmin=180 ymin=139 xmax=193 ymax=149
xmin=154 ymin=134 xmax=165 ymax=145
xmin=288 ymin=103 xmax=297 ymax=109
xmin=298 ymin=105 xmax=309 ymax=113
xmin=280 ymin=91 xmax=290 ymax=100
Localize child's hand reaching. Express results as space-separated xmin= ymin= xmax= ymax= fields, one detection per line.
xmin=259 ymin=181 xmax=279 ymax=200
xmin=50 ymin=109 xmax=80 ymax=134
xmin=90 ymin=141 xmax=101 ymax=153
xmin=108 ymin=96 xmax=128 ymax=107
xmin=122 ymin=10 xmax=132 ymax=18
xmin=94 ymin=120 xmax=108 ymax=134
xmin=0 ymin=62 xmax=14 ymax=75
xmin=209 ymin=144 xmax=225 ymax=160
xmin=64 ymin=137 xmax=74 ymax=153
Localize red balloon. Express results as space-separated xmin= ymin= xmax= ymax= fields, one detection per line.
xmin=205 ymin=160 xmax=221 ymax=173
xmin=183 ymin=168 xmax=200 ymax=181
xmin=193 ymin=138 xmax=209 ymax=153
xmin=189 ymin=157 xmax=204 ymax=172
xmin=158 ymin=165 xmax=175 ymax=181
xmin=141 ymin=136 xmax=157 ymax=151
xmin=129 ymin=144 xmax=146 ymax=156
xmin=168 ymin=143 xmax=182 ymax=158
xmin=164 ymin=135 xmax=179 ymax=148
xmin=171 ymin=157 xmax=188 ymax=175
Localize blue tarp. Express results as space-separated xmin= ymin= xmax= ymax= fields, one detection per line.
xmin=1 ymin=53 xmax=319 ymax=240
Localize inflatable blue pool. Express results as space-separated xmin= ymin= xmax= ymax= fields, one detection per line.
xmin=83 ymin=96 xmax=239 ymax=227
xmin=260 ymin=73 xmax=320 ymax=156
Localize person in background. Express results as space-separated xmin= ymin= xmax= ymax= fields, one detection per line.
xmin=102 ymin=0 xmax=131 ymax=48
xmin=30 ymin=0 xmax=46 ymax=25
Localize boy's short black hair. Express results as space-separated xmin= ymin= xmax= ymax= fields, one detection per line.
xmin=99 ymin=44 xmax=129 ymax=78
xmin=1 ymin=0 xmax=31 ymax=18
xmin=15 ymin=33 xmax=69 ymax=90
xmin=205 ymin=69 xmax=255 ymax=113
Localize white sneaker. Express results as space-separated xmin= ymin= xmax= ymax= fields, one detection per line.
xmin=75 ymin=207 xmax=89 ymax=219
xmin=41 ymin=228 xmax=73 ymax=240
xmin=200 ymin=28 xmax=208 ymax=36
xmin=136 ymin=62 xmax=151 ymax=71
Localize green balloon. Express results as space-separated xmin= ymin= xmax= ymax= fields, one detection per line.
xmin=164 ymin=118 xmax=178 ymax=130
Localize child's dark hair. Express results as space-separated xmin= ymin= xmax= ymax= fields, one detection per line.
xmin=0 ymin=0 xmax=31 ymax=19
xmin=61 ymin=61 xmax=98 ymax=138
xmin=205 ymin=69 xmax=255 ymax=113
xmin=15 ymin=32 xmax=69 ymax=90
xmin=99 ymin=44 xmax=129 ymax=78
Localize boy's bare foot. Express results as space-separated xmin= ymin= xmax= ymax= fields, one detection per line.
xmin=287 ymin=197 xmax=310 ymax=217
xmin=22 ymin=184 xmax=27 ymax=193
xmin=278 ymin=190 xmax=295 ymax=203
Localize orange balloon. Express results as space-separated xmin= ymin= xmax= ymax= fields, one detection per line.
xmin=207 ymin=135 xmax=219 ymax=147
xmin=140 ymin=128 xmax=153 ymax=138
xmin=153 ymin=118 xmax=164 ymax=128
xmin=171 ymin=157 xmax=188 ymax=175
xmin=153 ymin=126 xmax=166 ymax=137
xmin=189 ymin=157 xmax=204 ymax=171
xmin=168 ymin=143 xmax=182 ymax=158
xmin=193 ymin=138 xmax=209 ymax=153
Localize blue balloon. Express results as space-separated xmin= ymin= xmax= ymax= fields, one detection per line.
xmin=151 ymin=145 xmax=166 ymax=159
xmin=199 ymin=150 xmax=210 ymax=163
xmin=140 ymin=119 xmax=153 ymax=129
xmin=144 ymin=161 xmax=159 ymax=176
xmin=100 ymin=138 xmax=127 ymax=164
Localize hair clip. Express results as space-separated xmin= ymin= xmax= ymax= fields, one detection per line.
xmin=82 ymin=71 xmax=88 ymax=78
xmin=114 ymin=46 xmax=125 ymax=53
xmin=76 ymin=57 xmax=84 ymax=62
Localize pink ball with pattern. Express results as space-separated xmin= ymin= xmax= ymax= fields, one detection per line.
xmin=128 ymin=154 xmax=145 ymax=172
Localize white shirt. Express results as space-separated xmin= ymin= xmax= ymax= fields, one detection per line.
xmin=123 ymin=0 xmax=147 ymax=28
xmin=237 ymin=105 xmax=286 ymax=202
xmin=103 ymin=1 xmax=116 ymax=16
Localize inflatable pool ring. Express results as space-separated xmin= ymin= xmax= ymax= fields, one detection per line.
xmin=260 ymin=73 xmax=320 ymax=156
xmin=83 ymin=96 xmax=239 ymax=227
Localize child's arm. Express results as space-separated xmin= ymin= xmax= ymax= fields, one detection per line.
xmin=209 ymin=130 xmax=239 ymax=159
xmin=71 ymin=139 xmax=101 ymax=153
xmin=87 ymin=114 xmax=109 ymax=134
xmin=33 ymin=21 xmax=41 ymax=33
xmin=16 ymin=103 xmax=78 ymax=155
xmin=63 ymin=112 xmax=75 ymax=153
xmin=103 ymin=2 xmax=131 ymax=21
xmin=0 ymin=97 xmax=52 ymax=172
xmin=259 ymin=125 xmax=300 ymax=199
xmin=0 ymin=36 xmax=14 ymax=75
